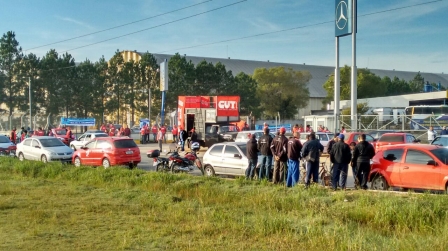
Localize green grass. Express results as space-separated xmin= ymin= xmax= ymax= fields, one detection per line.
xmin=0 ymin=158 xmax=448 ymax=250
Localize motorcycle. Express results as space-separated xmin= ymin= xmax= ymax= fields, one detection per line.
xmin=147 ymin=147 xmax=204 ymax=175
xmin=147 ymin=149 xmax=171 ymax=172
xmin=0 ymin=145 xmax=17 ymax=157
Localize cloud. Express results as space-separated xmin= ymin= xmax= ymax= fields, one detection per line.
xmin=55 ymin=16 xmax=94 ymax=30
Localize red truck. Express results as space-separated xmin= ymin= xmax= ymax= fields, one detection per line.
xmin=178 ymin=96 xmax=240 ymax=147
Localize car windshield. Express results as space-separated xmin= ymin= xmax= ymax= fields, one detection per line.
xmin=380 ymin=135 xmax=403 ymax=142
xmin=221 ymin=126 xmax=238 ymax=133
xmin=0 ymin=136 xmax=10 ymax=143
xmin=113 ymin=139 xmax=137 ymax=148
xmin=40 ymin=138 xmax=66 ymax=147
xmin=430 ymin=148 xmax=448 ymax=165
xmin=95 ymin=134 xmax=108 ymax=138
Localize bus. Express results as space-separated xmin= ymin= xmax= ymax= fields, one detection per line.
xmin=405 ymin=105 xmax=448 ymax=130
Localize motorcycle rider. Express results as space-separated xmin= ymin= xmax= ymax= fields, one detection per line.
xmin=257 ymin=127 xmax=273 ymax=180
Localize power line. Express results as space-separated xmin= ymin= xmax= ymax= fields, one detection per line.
xmin=23 ymin=0 xmax=213 ymax=52
xmin=157 ymin=0 xmax=445 ymax=53
xmin=61 ymin=0 xmax=248 ymax=53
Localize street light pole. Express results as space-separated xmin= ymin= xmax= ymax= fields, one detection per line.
xmin=29 ymin=77 xmax=32 ymax=130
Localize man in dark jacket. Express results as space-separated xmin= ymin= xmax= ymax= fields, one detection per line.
xmin=327 ymin=133 xmax=339 ymax=155
xmin=329 ymin=134 xmax=352 ymax=190
xmin=286 ymin=132 xmax=303 ymax=187
xmin=352 ymin=134 xmax=375 ymax=189
xmin=270 ymin=127 xmax=288 ymax=184
xmin=245 ymin=134 xmax=258 ymax=180
xmin=257 ymin=127 xmax=273 ymax=180
xmin=301 ymin=132 xmax=324 ymax=188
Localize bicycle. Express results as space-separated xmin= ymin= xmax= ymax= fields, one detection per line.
xmin=319 ymin=157 xmax=332 ymax=187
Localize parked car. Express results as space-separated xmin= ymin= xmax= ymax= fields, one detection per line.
xmin=430 ymin=135 xmax=448 ymax=147
xmin=72 ymin=137 xmax=140 ymax=169
xmin=0 ymin=135 xmax=16 ymax=156
xmin=16 ymin=136 xmax=73 ymax=163
xmin=53 ymin=128 xmax=73 ymax=145
xmin=234 ymin=130 xmax=276 ymax=143
xmin=202 ymin=142 xmax=272 ymax=177
xmin=369 ymin=130 xmax=399 ymax=140
xmin=300 ymin=132 xmax=334 ymax=153
xmin=69 ymin=132 xmax=109 ymax=150
xmin=375 ymin=132 xmax=419 ymax=152
xmin=369 ymin=144 xmax=448 ymax=193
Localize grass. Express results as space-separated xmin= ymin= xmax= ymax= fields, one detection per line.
xmin=0 ymin=158 xmax=448 ymax=250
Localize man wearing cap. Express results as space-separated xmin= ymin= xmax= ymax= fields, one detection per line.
xmin=258 ymin=127 xmax=273 ymax=180
xmin=329 ymin=134 xmax=352 ymax=190
xmin=270 ymin=127 xmax=288 ymax=184
xmin=286 ymin=132 xmax=303 ymax=187
xmin=245 ymin=134 xmax=258 ymax=180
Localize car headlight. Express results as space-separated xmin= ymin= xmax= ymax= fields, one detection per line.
xmin=48 ymin=151 xmax=57 ymax=156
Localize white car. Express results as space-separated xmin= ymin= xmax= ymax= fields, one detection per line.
xmin=234 ymin=130 xmax=276 ymax=143
xmin=16 ymin=136 xmax=73 ymax=163
xmin=299 ymin=132 xmax=334 ymax=153
xmin=70 ymin=132 xmax=109 ymax=150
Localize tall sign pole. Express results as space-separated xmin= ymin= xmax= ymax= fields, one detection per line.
xmin=351 ymin=0 xmax=357 ymax=131
xmin=160 ymin=59 xmax=168 ymax=126
xmin=335 ymin=0 xmax=356 ymax=132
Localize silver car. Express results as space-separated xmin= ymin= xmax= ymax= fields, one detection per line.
xmin=234 ymin=130 xmax=276 ymax=143
xmin=299 ymin=132 xmax=333 ymax=153
xmin=16 ymin=136 xmax=73 ymax=163
xmin=70 ymin=132 xmax=109 ymax=150
xmin=202 ymin=142 xmax=272 ymax=177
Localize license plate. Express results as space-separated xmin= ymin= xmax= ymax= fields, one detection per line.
xmin=126 ymin=150 xmax=133 ymax=154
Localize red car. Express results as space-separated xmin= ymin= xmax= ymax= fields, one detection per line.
xmin=375 ymin=133 xmax=420 ymax=152
xmin=343 ymin=132 xmax=376 ymax=149
xmin=369 ymin=144 xmax=448 ymax=193
xmin=72 ymin=137 xmax=141 ymax=169
xmin=54 ymin=128 xmax=72 ymax=145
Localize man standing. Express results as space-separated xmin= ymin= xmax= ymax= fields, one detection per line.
xmin=190 ymin=127 xmax=198 ymax=143
xmin=157 ymin=127 xmax=163 ymax=151
xmin=140 ymin=126 xmax=146 ymax=144
xmin=172 ymin=126 xmax=178 ymax=143
xmin=286 ymin=132 xmax=302 ymax=187
xmin=301 ymin=132 xmax=324 ymax=188
xmin=161 ymin=125 xmax=167 ymax=143
xmin=440 ymin=126 xmax=448 ymax=135
xmin=123 ymin=125 xmax=131 ymax=137
xmin=257 ymin=127 xmax=273 ymax=180
xmin=151 ymin=124 xmax=157 ymax=142
xmin=270 ymin=127 xmax=288 ymax=184
xmin=179 ymin=126 xmax=187 ymax=151
xmin=245 ymin=134 xmax=258 ymax=180
xmin=10 ymin=127 xmax=17 ymax=144
xmin=428 ymin=126 xmax=437 ymax=141
xmin=327 ymin=133 xmax=339 ymax=155
xmin=329 ymin=134 xmax=352 ymax=190
xmin=352 ymin=134 xmax=375 ymax=190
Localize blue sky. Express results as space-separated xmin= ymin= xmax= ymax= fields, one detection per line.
xmin=1 ymin=0 xmax=447 ymax=73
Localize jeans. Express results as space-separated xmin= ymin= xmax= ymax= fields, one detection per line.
xmin=152 ymin=134 xmax=156 ymax=142
xmin=245 ymin=158 xmax=258 ymax=179
xmin=352 ymin=163 xmax=358 ymax=185
xmin=332 ymin=163 xmax=349 ymax=189
xmin=357 ymin=162 xmax=371 ymax=189
xmin=305 ymin=161 xmax=319 ymax=187
xmin=273 ymin=160 xmax=287 ymax=184
xmin=140 ymin=135 xmax=145 ymax=144
xmin=158 ymin=140 xmax=162 ymax=152
xmin=173 ymin=135 xmax=177 ymax=143
xmin=259 ymin=155 xmax=272 ymax=180
xmin=180 ymin=140 xmax=185 ymax=151
xmin=286 ymin=159 xmax=299 ymax=187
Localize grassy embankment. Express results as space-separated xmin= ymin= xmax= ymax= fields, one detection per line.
xmin=0 ymin=158 xmax=447 ymax=250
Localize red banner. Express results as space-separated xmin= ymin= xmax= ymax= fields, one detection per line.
xmin=178 ymin=96 xmax=186 ymax=128
xmin=216 ymin=96 xmax=240 ymax=117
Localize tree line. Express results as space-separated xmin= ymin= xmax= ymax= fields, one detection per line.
xmin=0 ymin=31 xmax=311 ymax=126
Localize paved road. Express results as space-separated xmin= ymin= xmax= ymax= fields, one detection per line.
xmin=135 ymin=143 xmax=357 ymax=187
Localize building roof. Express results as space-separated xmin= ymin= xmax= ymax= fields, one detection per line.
xmin=135 ymin=52 xmax=448 ymax=98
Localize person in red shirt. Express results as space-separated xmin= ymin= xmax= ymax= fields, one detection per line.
xmin=36 ymin=127 xmax=45 ymax=136
xmin=298 ymin=124 xmax=304 ymax=133
xmin=108 ymin=128 xmax=115 ymax=137
xmin=100 ymin=124 xmax=106 ymax=132
xmin=263 ymin=122 xmax=268 ymax=130
xmin=172 ymin=126 xmax=178 ymax=143
xmin=66 ymin=127 xmax=73 ymax=144
xmin=161 ymin=125 xmax=167 ymax=143
xmin=292 ymin=124 xmax=299 ymax=133
xmin=140 ymin=127 xmax=146 ymax=144
xmin=123 ymin=125 xmax=131 ymax=137
xmin=10 ymin=127 xmax=17 ymax=144
xmin=151 ymin=125 xmax=158 ymax=143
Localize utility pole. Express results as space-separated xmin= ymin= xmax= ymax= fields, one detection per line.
xmin=29 ymin=77 xmax=32 ymax=130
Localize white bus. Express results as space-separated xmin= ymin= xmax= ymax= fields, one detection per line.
xmin=405 ymin=105 xmax=448 ymax=119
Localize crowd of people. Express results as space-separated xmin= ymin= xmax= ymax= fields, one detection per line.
xmin=245 ymin=126 xmax=375 ymax=190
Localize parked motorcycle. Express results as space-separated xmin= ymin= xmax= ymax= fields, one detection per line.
xmin=147 ymin=149 xmax=170 ymax=172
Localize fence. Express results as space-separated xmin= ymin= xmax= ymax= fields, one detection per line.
xmin=0 ymin=114 xmax=65 ymax=132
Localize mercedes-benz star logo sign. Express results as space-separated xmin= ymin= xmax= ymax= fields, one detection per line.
xmin=336 ymin=1 xmax=348 ymax=30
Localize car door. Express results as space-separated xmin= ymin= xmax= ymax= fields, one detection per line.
xmin=20 ymin=139 xmax=32 ymax=159
xmin=30 ymin=139 xmax=42 ymax=160
xmin=401 ymin=149 xmax=439 ymax=189
xmin=80 ymin=140 xmax=97 ymax=165
xmin=206 ymin=145 xmax=224 ymax=174
xmin=222 ymin=145 xmax=246 ymax=175
xmin=90 ymin=139 xmax=109 ymax=166
xmin=381 ymin=149 xmax=405 ymax=186
xmin=74 ymin=135 xmax=86 ymax=148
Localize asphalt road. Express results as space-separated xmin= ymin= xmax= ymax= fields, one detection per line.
xmin=136 ymin=143 xmax=357 ymax=187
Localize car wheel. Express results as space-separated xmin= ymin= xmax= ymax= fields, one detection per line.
xmin=102 ymin=158 xmax=110 ymax=169
xmin=41 ymin=155 xmax=48 ymax=163
xmin=71 ymin=145 xmax=76 ymax=151
xmin=74 ymin=157 xmax=81 ymax=167
xmin=18 ymin=152 xmax=25 ymax=161
xmin=204 ymin=165 xmax=215 ymax=177
xmin=371 ymin=174 xmax=389 ymax=190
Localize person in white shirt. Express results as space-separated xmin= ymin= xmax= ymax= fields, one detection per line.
xmin=427 ymin=126 xmax=437 ymax=141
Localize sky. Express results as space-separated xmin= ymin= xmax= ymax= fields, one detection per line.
xmin=1 ymin=0 xmax=447 ymax=74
